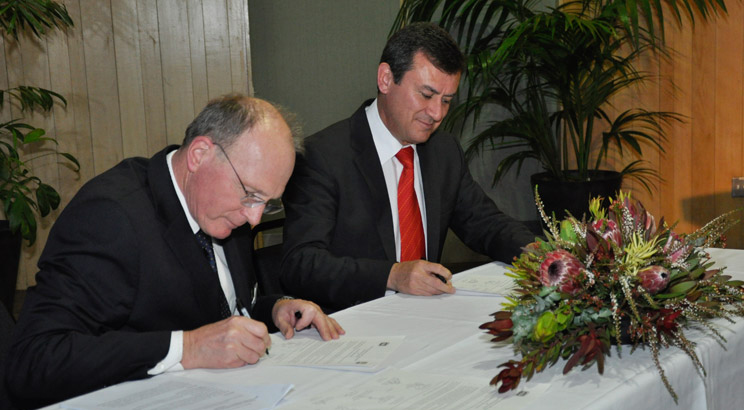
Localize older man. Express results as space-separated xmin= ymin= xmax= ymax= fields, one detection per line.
xmin=280 ymin=23 xmax=535 ymax=311
xmin=4 ymin=95 xmax=343 ymax=408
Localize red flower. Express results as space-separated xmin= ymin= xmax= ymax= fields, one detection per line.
xmin=480 ymin=311 xmax=514 ymax=342
xmin=638 ymin=266 xmax=671 ymax=294
xmin=490 ymin=361 xmax=524 ymax=393
xmin=564 ymin=326 xmax=607 ymax=375
xmin=539 ymin=250 xmax=584 ymax=294
xmin=656 ymin=308 xmax=682 ymax=335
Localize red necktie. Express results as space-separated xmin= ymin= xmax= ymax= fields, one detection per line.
xmin=396 ymin=147 xmax=425 ymax=261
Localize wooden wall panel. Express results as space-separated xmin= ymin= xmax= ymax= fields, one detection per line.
xmin=203 ymin=0 xmax=233 ymax=98
xmin=112 ymin=0 xmax=149 ymax=158
xmin=82 ymin=0 xmax=124 ymax=173
xmin=664 ymin=15 xmax=694 ymax=236
xmin=187 ymin=0 xmax=210 ymax=113
xmin=630 ymin=5 xmax=744 ymax=249
xmin=714 ymin=6 xmax=744 ymax=244
xmin=227 ymin=0 xmax=250 ymax=94
xmin=157 ymin=1 xmax=195 ymax=146
xmin=690 ymin=15 xmax=718 ymax=230
xmin=137 ymin=0 xmax=168 ymax=153
xmin=4 ymin=0 xmax=253 ymax=289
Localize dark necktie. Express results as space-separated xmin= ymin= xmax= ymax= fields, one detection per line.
xmin=195 ymin=230 xmax=232 ymax=319
xmin=396 ymin=147 xmax=425 ymax=261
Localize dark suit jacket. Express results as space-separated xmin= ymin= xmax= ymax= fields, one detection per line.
xmin=280 ymin=100 xmax=535 ymax=311
xmin=4 ymin=146 xmax=280 ymax=409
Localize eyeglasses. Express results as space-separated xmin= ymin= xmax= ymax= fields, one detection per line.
xmin=213 ymin=142 xmax=284 ymax=215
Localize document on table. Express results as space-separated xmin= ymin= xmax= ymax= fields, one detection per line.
xmin=452 ymin=272 xmax=515 ymax=296
xmin=450 ymin=261 xmax=516 ymax=296
xmin=278 ymin=369 xmax=547 ymax=410
xmin=262 ymin=335 xmax=403 ymax=372
xmin=59 ymin=375 xmax=292 ymax=410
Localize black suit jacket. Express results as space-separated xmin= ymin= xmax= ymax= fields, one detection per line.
xmin=4 ymin=146 xmax=280 ymax=408
xmin=280 ymin=100 xmax=535 ymax=311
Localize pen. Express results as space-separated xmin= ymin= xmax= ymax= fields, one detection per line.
xmin=433 ymin=273 xmax=447 ymax=284
xmin=236 ymin=297 xmax=250 ymax=318
xmin=250 ymin=283 xmax=258 ymax=309
xmin=237 ymin=296 xmax=269 ymax=356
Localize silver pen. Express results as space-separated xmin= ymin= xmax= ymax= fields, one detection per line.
xmin=250 ymin=282 xmax=258 ymax=310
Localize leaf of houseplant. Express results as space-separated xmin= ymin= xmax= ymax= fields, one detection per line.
xmin=35 ymin=182 xmax=60 ymax=217
xmin=7 ymin=190 xmax=37 ymax=245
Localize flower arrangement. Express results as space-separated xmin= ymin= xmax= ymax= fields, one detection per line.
xmin=480 ymin=190 xmax=744 ymax=401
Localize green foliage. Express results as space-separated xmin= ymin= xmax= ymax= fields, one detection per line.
xmin=0 ymin=0 xmax=73 ymax=40
xmin=392 ymin=0 xmax=727 ymax=190
xmin=0 ymin=1 xmax=77 ymax=245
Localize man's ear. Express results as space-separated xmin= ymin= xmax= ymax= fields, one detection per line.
xmin=186 ymin=136 xmax=212 ymax=173
xmin=377 ymin=62 xmax=394 ymax=94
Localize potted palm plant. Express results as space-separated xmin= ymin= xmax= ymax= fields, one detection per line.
xmin=392 ymin=0 xmax=726 ymax=220
xmin=0 ymin=0 xmax=78 ymax=314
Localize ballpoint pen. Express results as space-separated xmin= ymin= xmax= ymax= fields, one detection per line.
xmin=237 ymin=290 xmax=269 ymax=355
xmin=432 ymin=273 xmax=447 ymax=284
xmin=250 ymin=283 xmax=258 ymax=309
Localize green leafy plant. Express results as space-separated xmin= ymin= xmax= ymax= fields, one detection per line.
xmin=0 ymin=0 xmax=79 ymax=245
xmin=392 ymin=0 xmax=727 ymax=191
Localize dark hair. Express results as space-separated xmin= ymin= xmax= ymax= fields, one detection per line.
xmin=183 ymin=94 xmax=264 ymax=148
xmin=381 ymin=22 xmax=464 ymax=84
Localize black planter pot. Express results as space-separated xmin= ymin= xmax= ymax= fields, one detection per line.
xmin=531 ymin=170 xmax=623 ymax=222
xmin=0 ymin=220 xmax=21 ymax=314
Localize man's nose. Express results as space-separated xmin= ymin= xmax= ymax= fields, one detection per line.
xmin=427 ymin=99 xmax=446 ymax=122
xmin=243 ymin=205 xmax=264 ymax=227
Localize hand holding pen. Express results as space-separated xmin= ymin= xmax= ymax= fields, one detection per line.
xmin=387 ymin=259 xmax=455 ymax=296
xmin=181 ymin=313 xmax=272 ymax=369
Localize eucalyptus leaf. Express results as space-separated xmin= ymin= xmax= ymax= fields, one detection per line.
xmin=668 ymin=281 xmax=697 ymax=294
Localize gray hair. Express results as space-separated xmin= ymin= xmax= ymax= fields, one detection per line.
xmin=183 ymin=94 xmax=303 ymax=153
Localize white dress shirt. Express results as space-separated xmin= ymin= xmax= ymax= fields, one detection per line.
xmin=365 ymin=99 xmax=428 ymax=262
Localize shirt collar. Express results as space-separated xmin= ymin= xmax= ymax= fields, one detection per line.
xmin=167 ymin=150 xmax=200 ymax=235
xmin=365 ymin=98 xmax=416 ymax=165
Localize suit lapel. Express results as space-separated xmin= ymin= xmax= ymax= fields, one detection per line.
xmin=417 ymin=138 xmax=442 ymax=262
xmin=350 ymin=102 xmax=396 ymax=261
xmin=148 ymin=146 xmax=227 ymax=321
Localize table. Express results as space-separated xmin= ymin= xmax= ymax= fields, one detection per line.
xmin=48 ymin=248 xmax=744 ymax=409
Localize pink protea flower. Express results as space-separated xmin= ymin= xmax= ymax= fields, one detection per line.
xmin=638 ymin=266 xmax=671 ymax=294
xmin=591 ymin=219 xmax=622 ymax=246
xmin=539 ymin=250 xmax=584 ymax=294
xmin=644 ymin=211 xmax=657 ymax=236
xmin=662 ymin=232 xmax=689 ymax=264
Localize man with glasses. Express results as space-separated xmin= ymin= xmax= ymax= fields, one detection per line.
xmin=5 ymin=94 xmax=344 ymax=409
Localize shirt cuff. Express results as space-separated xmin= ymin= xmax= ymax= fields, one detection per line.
xmin=147 ymin=330 xmax=185 ymax=375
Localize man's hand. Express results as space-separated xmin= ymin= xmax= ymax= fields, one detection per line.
xmin=182 ymin=317 xmax=271 ymax=369
xmin=387 ymin=260 xmax=455 ymax=295
xmin=272 ymin=298 xmax=345 ymax=341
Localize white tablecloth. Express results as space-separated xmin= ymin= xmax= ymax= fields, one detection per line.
xmin=47 ymin=248 xmax=744 ymax=409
